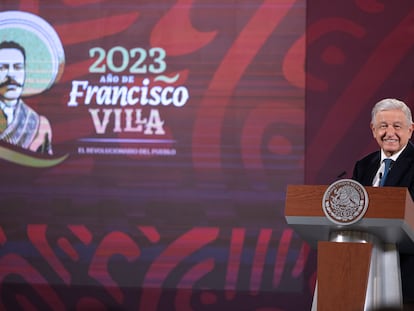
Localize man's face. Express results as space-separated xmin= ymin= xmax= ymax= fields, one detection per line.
xmin=0 ymin=48 xmax=25 ymax=102
xmin=371 ymin=109 xmax=414 ymax=157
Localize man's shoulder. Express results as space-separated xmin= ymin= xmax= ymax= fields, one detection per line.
xmin=404 ymin=141 xmax=414 ymax=154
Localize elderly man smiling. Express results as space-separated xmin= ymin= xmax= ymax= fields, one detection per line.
xmin=352 ymin=98 xmax=414 ymax=306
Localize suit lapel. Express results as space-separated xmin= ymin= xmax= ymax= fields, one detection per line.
xmin=364 ymin=152 xmax=381 ymax=185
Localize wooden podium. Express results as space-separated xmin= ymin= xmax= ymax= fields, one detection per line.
xmin=285 ymin=184 xmax=414 ymax=311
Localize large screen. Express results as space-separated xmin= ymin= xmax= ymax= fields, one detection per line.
xmin=0 ymin=1 xmax=310 ymax=310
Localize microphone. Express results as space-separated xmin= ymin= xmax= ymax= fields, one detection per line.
xmin=337 ymin=171 xmax=346 ymax=179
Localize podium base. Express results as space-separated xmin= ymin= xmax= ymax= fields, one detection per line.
xmin=311 ymin=231 xmax=402 ymax=311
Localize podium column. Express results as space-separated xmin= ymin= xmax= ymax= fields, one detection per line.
xmin=311 ymin=231 xmax=402 ymax=311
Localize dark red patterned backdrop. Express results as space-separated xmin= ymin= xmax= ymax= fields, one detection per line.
xmin=306 ymin=0 xmax=414 ymax=185
xmin=5 ymin=0 xmax=414 ymax=310
xmin=0 ymin=0 xmax=311 ymax=310
xmin=9 ymin=0 xmax=414 ymax=311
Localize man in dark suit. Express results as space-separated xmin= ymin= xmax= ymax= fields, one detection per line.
xmin=352 ymin=98 xmax=414 ymax=305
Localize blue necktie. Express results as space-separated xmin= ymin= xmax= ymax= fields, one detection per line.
xmin=379 ymin=158 xmax=393 ymax=187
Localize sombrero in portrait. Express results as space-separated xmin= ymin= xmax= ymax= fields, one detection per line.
xmin=0 ymin=10 xmax=65 ymax=97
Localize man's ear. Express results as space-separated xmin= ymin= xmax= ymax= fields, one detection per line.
xmin=370 ymin=123 xmax=376 ymax=137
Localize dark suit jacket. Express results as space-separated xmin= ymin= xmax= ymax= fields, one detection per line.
xmin=352 ymin=141 xmax=414 ymax=302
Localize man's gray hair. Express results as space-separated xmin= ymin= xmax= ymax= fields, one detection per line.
xmin=371 ymin=98 xmax=413 ymax=125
